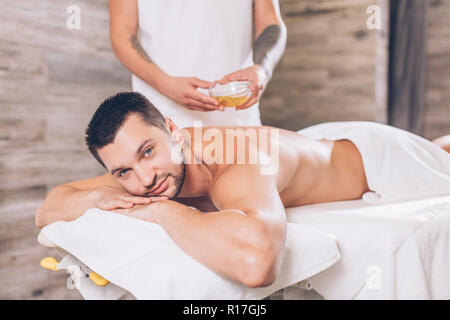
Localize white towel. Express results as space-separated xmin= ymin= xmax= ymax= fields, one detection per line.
xmin=42 ymin=208 xmax=340 ymax=299
xmin=298 ymin=121 xmax=450 ymax=202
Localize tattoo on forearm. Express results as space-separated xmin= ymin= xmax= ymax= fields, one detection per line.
xmin=130 ymin=34 xmax=153 ymax=64
xmin=253 ymin=24 xmax=285 ymax=79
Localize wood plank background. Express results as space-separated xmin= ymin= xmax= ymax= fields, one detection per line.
xmin=261 ymin=0 xmax=381 ymax=130
xmin=425 ymin=0 xmax=450 ymax=139
xmin=0 ymin=0 xmax=129 ymax=300
xmin=0 ymin=0 xmax=449 ymax=299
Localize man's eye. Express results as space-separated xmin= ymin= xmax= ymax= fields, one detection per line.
xmin=119 ymin=169 xmax=129 ymax=177
xmin=144 ymin=147 xmax=153 ymax=157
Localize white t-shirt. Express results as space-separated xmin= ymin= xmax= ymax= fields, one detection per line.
xmin=133 ymin=0 xmax=262 ymax=128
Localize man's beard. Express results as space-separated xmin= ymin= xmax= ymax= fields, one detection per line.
xmin=171 ymin=161 xmax=186 ymax=199
xmin=146 ymin=163 xmax=185 ymax=199
xmin=146 ymin=146 xmax=186 ymax=199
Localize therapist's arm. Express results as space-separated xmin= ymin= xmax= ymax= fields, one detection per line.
xmin=109 ymin=0 xmax=221 ymax=112
xmin=109 ymin=0 xmax=165 ymax=92
xmin=116 ymin=165 xmax=287 ymax=288
xmin=253 ymin=0 xmax=287 ymax=80
xmin=219 ymin=0 xmax=287 ymax=110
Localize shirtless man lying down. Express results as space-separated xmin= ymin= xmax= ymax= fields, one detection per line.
xmin=35 ymin=92 xmax=450 ymax=288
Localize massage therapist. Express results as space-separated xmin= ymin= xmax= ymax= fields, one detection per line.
xmin=109 ymin=0 xmax=287 ymax=128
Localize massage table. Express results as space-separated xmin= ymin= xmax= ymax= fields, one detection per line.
xmin=38 ymin=194 xmax=450 ymax=300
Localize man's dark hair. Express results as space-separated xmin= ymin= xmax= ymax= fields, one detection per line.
xmin=85 ymin=91 xmax=167 ymax=167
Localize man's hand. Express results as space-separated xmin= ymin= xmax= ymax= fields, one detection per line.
xmin=92 ymin=186 xmax=168 ymax=211
xmin=217 ymin=65 xmax=268 ymax=110
xmin=35 ymin=173 xmax=170 ymax=228
xmin=112 ymin=199 xmax=189 ymax=222
xmin=112 ymin=203 xmax=152 ymax=221
xmin=158 ymin=75 xmax=224 ymax=112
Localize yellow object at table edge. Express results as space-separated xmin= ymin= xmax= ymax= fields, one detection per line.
xmin=89 ymin=271 xmax=110 ymax=287
xmin=40 ymin=256 xmax=59 ymax=271
xmin=40 ymin=256 xmax=110 ymax=287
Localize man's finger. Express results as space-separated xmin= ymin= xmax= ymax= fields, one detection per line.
xmin=114 ymin=200 xmax=134 ymax=209
xmin=150 ymin=196 xmax=169 ymax=202
xmin=121 ymin=196 xmax=152 ymax=204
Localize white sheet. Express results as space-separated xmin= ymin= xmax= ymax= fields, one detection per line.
xmin=297 ymin=122 xmax=450 ymax=202
xmin=41 ymin=209 xmax=340 ymax=300
xmin=41 ymin=194 xmax=450 ymax=299
xmin=284 ymin=195 xmax=450 ymax=299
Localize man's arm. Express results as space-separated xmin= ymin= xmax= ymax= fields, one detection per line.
xmin=175 ymin=196 xmax=218 ymax=212
xmin=120 ymin=165 xmax=287 ymax=288
xmin=35 ymin=173 xmax=160 ymax=229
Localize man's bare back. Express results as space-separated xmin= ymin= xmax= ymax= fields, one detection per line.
xmin=179 ymin=125 xmax=369 ymax=210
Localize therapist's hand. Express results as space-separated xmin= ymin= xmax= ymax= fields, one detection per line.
xmin=158 ymin=75 xmax=224 ymax=112
xmin=92 ymin=186 xmax=168 ymax=211
xmin=217 ymin=64 xmax=269 ymax=110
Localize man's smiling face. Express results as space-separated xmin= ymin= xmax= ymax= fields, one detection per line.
xmin=97 ymin=114 xmax=185 ymax=198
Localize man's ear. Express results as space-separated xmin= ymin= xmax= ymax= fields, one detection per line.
xmin=165 ymin=117 xmax=184 ymax=145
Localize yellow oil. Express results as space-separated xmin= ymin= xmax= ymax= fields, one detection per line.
xmin=211 ymin=95 xmax=249 ymax=108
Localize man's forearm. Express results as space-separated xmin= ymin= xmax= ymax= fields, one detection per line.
xmin=35 ymin=186 xmax=97 ymax=228
xmin=253 ymin=23 xmax=287 ymax=80
xmin=149 ymin=201 xmax=274 ymax=287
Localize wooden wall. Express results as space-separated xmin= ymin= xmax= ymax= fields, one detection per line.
xmin=1 ymin=0 xmax=449 ymax=299
xmin=0 ymin=0 xmax=130 ymax=299
xmin=261 ymin=0 xmax=450 ymax=138
xmin=425 ymin=0 xmax=450 ymax=139
xmin=260 ymin=0 xmax=380 ymax=130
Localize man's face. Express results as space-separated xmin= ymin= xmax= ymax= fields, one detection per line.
xmin=97 ymin=114 xmax=185 ymax=198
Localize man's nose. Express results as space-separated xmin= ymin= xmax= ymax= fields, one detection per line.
xmin=134 ymin=165 xmax=156 ymax=189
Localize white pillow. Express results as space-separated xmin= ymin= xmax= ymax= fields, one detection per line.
xmin=42 ymin=208 xmax=340 ymax=299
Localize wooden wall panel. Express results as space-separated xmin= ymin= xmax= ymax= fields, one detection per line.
xmin=0 ymin=0 xmax=129 ymax=299
xmin=425 ymin=0 xmax=450 ymax=139
xmin=260 ymin=0 xmax=379 ymax=131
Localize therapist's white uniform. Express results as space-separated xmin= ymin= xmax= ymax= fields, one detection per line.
xmin=133 ymin=0 xmax=262 ymax=128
